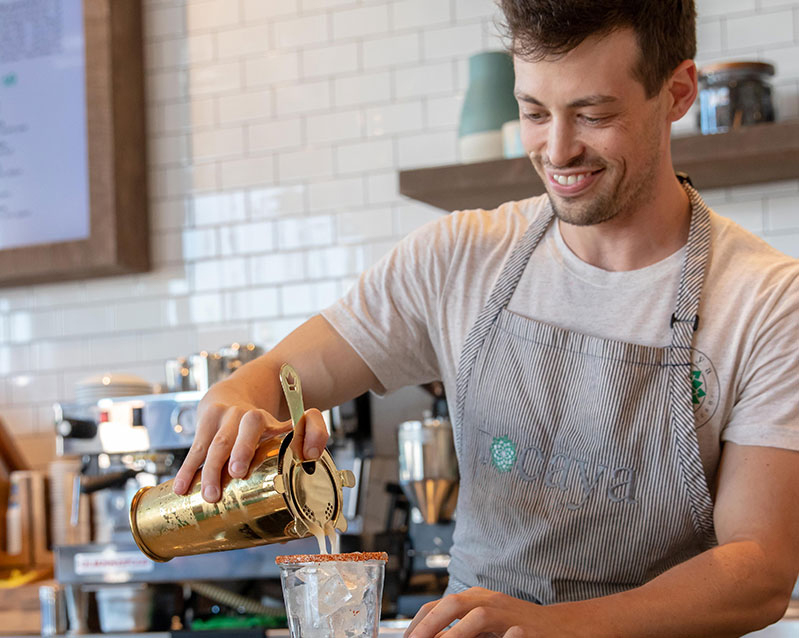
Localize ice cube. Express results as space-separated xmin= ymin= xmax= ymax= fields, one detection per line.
xmin=300 ymin=609 xmax=332 ymax=638
xmin=295 ymin=565 xmax=316 ymax=583
xmin=286 ymin=582 xmax=304 ymax=610
xmin=317 ymin=564 xmax=353 ymax=615
xmin=334 ymin=600 xmax=372 ymax=638
xmin=290 ymin=569 xmax=324 ymax=632
xmin=338 ymin=563 xmax=371 ymax=606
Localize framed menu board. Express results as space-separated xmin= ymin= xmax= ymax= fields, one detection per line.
xmin=0 ymin=0 xmax=148 ymax=287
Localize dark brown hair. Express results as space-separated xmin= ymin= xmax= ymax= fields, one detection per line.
xmin=498 ymin=0 xmax=696 ymax=98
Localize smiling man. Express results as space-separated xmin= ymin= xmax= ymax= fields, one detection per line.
xmin=174 ymin=1 xmax=799 ymax=636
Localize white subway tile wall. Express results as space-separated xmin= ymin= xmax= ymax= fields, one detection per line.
xmin=1 ymin=0 xmax=798 ymax=433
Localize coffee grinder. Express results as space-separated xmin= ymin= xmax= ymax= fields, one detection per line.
xmin=395 ymin=383 xmax=458 ymax=614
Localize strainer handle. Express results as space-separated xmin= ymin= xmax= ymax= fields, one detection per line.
xmin=279 ymin=363 xmax=305 ymax=428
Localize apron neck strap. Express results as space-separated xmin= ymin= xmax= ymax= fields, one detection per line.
xmin=668 ymin=181 xmax=712 ymax=351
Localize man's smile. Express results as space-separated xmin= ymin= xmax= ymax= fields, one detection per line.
xmin=545 ymin=167 xmax=605 ymax=197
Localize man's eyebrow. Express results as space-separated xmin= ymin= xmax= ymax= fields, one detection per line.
xmin=513 ymin=92 xmax=618 ymax=108
xmin=514 ymin=92 xmax=543 ymax=105
xmin=569 ymin=95 xmax=618 ymax=108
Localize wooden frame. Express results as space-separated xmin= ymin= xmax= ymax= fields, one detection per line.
xmin=0 ymin=415 xmax=30 ymax=568
xmin=0 ymin=0 xmax=149 ymax=287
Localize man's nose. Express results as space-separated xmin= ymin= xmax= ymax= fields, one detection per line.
xmin=546 ymin=118 xmax=583 ymax=168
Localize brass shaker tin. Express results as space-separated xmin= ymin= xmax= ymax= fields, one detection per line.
xmin=129 ymin=432 xmax=355 ymax=562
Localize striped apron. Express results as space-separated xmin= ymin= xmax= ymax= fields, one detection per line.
xmin=447 ymin=180 xmax=717 ymax=604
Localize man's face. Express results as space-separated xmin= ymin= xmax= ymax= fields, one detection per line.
xmin=514 ymin=28 xmax=671 ymax=227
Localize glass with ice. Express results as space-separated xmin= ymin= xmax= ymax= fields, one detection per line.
xmin=277 ymin=552 xmax=388 ymax=638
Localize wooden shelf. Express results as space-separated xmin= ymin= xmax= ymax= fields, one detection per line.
xmin=398 ymin=119 xmax=799 ymax=211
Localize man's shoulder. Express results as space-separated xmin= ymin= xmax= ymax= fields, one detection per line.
xmin=447 ymin=194 xmax=549 ymax=244
xmin=388 ymin=195 xmax=549 ymax=278
xmin=707 ymin=208 xmax=799 ymax=299
xmin=709 ymin=209 xmax=799 ymax=272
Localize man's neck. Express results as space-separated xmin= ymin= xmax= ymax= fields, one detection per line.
xmin=557 ymin=174 xmax=692 ymax=272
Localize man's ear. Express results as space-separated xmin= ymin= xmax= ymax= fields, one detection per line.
xmin=666 ymin=59 xmax=698 ymax=122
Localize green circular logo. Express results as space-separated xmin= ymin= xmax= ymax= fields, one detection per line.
xmin=490 ymin=435 xmax=517 ymax=473
xmin=691 ymin=348 xmax=719 ymax=428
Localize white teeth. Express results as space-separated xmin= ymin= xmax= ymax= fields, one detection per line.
xmin=553 ymin=173 xmax=589 ymax=186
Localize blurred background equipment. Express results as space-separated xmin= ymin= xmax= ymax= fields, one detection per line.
xmin=698 ymin=61 xmax=776 ymax=135
xmin=44 ymin=343 xmax=451 ymax=633
xmin=458 ymin=51 xmax=519 ymax=163
xmin=390 ymin=382 xmax=458 ymax=616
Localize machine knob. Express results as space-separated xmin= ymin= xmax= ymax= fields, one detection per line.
xmin=56 ymin=418 xmax=97 ymax=439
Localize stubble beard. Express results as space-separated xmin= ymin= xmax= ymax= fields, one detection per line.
xmin=536 ymin=156 xmax=659 ymax=228
xmin=532 ymin=116 xmax=664 ymax=228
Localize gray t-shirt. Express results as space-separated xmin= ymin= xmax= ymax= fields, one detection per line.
xmin=322 ymin=195 xmax=799 ymax=486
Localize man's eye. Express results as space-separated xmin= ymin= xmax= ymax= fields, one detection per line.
xmin=580 ymin=114 xmax=608 ymax=124
xmin=523 ymin=112 xmax=546 ymax=122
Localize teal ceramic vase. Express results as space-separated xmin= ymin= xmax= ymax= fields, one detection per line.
xmin=458 ymin=51 xmax=519 ymax=163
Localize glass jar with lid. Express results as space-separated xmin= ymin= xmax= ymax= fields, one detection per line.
xmin=697 ymin=61 xmax=776 ymax=135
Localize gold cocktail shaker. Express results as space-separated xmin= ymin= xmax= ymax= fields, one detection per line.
xmin=129 ymin=364 xmax=355 ymax=562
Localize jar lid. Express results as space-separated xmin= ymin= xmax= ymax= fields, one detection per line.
xmin=699 ymin=61 xmax=775 ymax=79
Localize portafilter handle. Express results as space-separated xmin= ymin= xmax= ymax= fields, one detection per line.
xmin=69 ymin=461 xmax=140 ymax=526
xmin=70 ymin=456 xmax=90 ymax=527
xmin=79 ymin=468 xmax=141 ymax=494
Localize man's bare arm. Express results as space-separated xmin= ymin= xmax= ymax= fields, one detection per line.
xmin=407 ymin=443 xmax=799 ymax=638
xmin=173 ymin=315 xmax=382 ymax=502
xmin=581 ymin=443 xmax=799 ymax=636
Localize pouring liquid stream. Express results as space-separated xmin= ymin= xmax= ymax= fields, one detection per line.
xmin=309 ymin=519 xmax=340 ymax=555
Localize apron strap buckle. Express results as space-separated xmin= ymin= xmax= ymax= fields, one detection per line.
xmin=670 ymin=313 xmax=700 ymax=331
xmin=676 ymin=171 xmax=693 ymax=186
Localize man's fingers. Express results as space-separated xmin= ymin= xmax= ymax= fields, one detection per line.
xmin=302 ymin=409 xmax=328 ymax=459
xmin=407 ymin=592 xmax=475 ymax=638
xmin=179 ymin=401 xmax=332 ymax=501
xmin=404 ymin=599 xmax=440 ymax=638
xmin=289 ymin=409 xmax=329 ymax=460
xmin=200 ymin=407 xmax=244 ymax=502
xmin=228 ymin=409 xmax=293 ymax=477
xmin=228 ymin=409 xmax=268 ymax=478
xmin=173 ymin=402 xmax=227 ymax=494
xmin=439 ymin=607 xmax=504 ymax=638
xmin=289 ymin=412 xmax=307 ymax=459
xmin=173 ymin=432 xmax=211 ymax=494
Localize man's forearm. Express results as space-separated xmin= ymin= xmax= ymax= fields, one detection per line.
xmin=547 ymin=541 xmax=793 ymax=637
xmin=202 ymin=314 xmax=378 ymax=422
xmin=231 ymin=314 xmax=379 ymax=416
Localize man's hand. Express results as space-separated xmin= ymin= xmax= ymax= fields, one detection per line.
xmin=404 ymin=588 xmax=580 ymax=638
xmin=171 ymin=314 xmax=381 ymax=503
xmin=172 ymin=382 xmax=329 ymax=502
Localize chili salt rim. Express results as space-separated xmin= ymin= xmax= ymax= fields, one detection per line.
xmin=275 ymin=551 xmax=388 ymax=565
